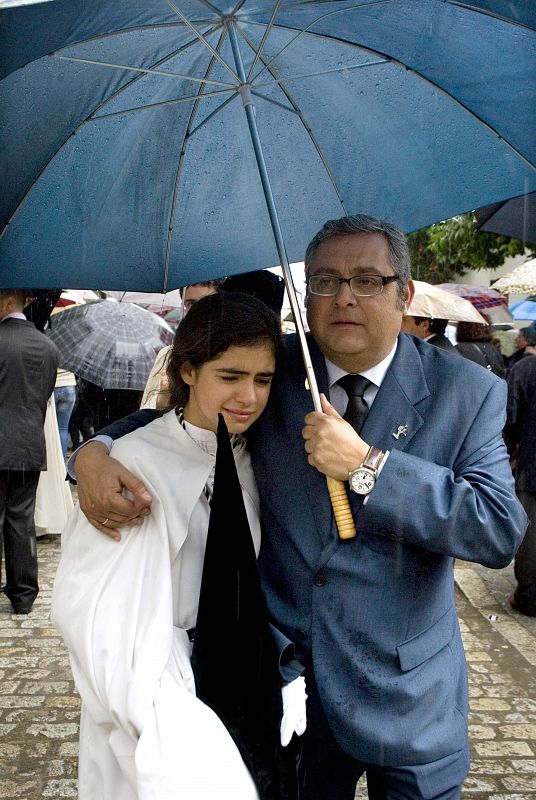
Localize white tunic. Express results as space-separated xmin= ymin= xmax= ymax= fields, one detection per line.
xmin=52 ymin=410 xmax=260 ymax=800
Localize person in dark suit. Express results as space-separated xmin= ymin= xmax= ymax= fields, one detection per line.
xmin=0 ymin=289 xmax=59 ymax=614
xmin=504 ymin=353 xmax=536 ymax=617
xmin=70 ymin=216 xmax=526 ymax=800
xmin=401 ymin=314 xmax=460 ymax=353
xmin=506 ymin=325 xmax=536 ymax=372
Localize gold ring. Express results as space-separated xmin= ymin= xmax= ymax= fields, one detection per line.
xmin=103 ymin=518 xmax=109 ymax=526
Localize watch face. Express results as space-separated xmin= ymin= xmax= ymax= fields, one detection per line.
xmin=350 ymin=468 xmax=376 ymax=495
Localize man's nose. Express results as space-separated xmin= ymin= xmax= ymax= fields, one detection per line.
xmin=335 ymin=279 xmax=358 ymax=305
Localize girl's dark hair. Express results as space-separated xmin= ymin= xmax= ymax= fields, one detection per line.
xmin=166 ymin=291 xmax=282 ymax=409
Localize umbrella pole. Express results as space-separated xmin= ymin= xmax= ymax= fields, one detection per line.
xmin=228 ymin=24 xmax=356 ymax=540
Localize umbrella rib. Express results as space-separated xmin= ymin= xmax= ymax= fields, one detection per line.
xmin=187 ymin=92 xmax=239 ymax=138
xmin=165 ymin=0 xmax=241 ymax=83
xmin=89 ymin=88 xmax=238 ymax=122
xmin=250 ymin=90 xmax=297 ymax=115
xmin=53 ymin=55 xmax=235 ymax=89
xmin=254 ymin=58 xmax=387 ymax=89
xmin=246 ymin=0 xmax=284 ymax=82
xmin=237 ymin=25 xmax=347 ymax=214
xmin=195 ymin=0 xmax=228 ymax=16
xmin=245 ymin=20 xmax=536 ymax=173
xmin=162 ymin=29 xmax=229 ymax=292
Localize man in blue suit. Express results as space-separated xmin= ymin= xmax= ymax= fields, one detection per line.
xmin=73 ymin=215 xmax=526 ymax=799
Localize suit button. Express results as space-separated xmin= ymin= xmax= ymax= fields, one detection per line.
xmin=296 ymin=630 xmax=308 ymax=640
xmin=313 ymin=572 xmax=327 ymax=587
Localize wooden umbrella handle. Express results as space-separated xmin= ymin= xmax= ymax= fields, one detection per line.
xmin=326 ymin=476 xmax=357 ymax=539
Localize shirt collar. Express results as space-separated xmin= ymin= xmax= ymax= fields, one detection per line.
xmin=325 ymin=340 xmax=398 ymax=390
xmin=0 ymin=312 xmax=27 ymax=323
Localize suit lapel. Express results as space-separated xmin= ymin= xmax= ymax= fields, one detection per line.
xmin=277 ymin=334 xmax=430 ymax=547
xmin=361 ymin=334 xmax=428 ymax=454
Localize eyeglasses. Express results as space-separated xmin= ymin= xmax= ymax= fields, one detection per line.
xmin=306 ymin=274 xmax=399 ymax=297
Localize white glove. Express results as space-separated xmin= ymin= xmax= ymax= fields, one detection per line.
xmin=280 ymin=676 xmax=307 ymax=746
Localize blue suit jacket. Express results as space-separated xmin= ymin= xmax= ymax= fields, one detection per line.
xmin=248 ymin=332 xmax=527 ymax=768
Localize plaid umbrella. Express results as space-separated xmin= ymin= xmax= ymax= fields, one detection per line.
xmin=46 ymin=300 xmax=174 ymax=390
xmin=435 ymin=284 xmax=508 ymax=311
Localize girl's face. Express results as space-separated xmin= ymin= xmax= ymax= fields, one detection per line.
xmin=180 ymin=343 xmax=276 ymax=434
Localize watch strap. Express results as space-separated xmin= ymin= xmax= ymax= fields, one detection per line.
xmin=361 ymin=445 xmax=385 ymax=474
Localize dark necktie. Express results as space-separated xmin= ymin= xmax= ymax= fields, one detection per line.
xmin=337 ymin=374 xmax=372 ymax=432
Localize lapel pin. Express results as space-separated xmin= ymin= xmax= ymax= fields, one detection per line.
xmin=392 ymin=424 xmax=408 ymax=440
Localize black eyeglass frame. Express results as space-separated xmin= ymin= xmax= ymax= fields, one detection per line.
xmin=306 ymin=274 xmax=399 ymax=297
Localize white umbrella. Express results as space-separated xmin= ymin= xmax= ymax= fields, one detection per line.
xmin=105 ymin=289 xmax=184 ymax=308
xmin=406 ymin=281 xmax=487 ymax=323
xmin=493 ymin=259 xmax=536 ymax=295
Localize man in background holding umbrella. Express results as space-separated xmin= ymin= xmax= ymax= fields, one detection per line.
xmin=73 ymin=215 xmax=526 ymax=800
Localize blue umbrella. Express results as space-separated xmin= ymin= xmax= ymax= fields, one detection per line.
xmin=509 ymin=298 xmax=536 ymax=321
xmin=1 ymin=0 xmax=535 ymax=295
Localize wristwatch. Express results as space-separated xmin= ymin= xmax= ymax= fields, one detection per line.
xmin=348 ymin=446 xmax=385 ymax=495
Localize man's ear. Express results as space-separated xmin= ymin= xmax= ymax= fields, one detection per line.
xmin=404 ymin=280 xmax=415 ymax=309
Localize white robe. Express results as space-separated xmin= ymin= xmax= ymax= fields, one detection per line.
xmin=52 ymin=411 xmax=261 ymax=799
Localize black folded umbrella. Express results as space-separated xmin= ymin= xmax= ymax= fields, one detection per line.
xmin=191 ymin=414 xmax=299 ymax=800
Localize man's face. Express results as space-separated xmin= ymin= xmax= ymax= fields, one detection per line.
xmin=183 ymin=284 xmax=218 ymax=315
xmin=306 ymin=233 xmax=413 ymax=372
xmin=515 ymin=332 xmax=527 ymax=350
xmin=401 ymin=315 xmax=430 ymax=339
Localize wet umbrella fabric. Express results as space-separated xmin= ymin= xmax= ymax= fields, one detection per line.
xmin=1 ymin=0 xmax=535 ymax=290
xmin=475 ymin=192 xmax=536 ymax=245
xmin=191 ymin=414 xmax=299 ymax=799
xmin=46 ymin=300 xmax=173 ymax=390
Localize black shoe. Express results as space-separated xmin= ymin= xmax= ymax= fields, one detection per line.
xmin=509 ymin=594 xmax=536 ymax=618
xmin=11 ymin=603 xmax=33 ymax=615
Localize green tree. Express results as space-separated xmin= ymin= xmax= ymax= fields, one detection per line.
xmin=407 ymin=213 xmax=534 ymax=284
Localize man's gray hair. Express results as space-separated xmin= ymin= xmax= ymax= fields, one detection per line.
xmin=304 ymin=215 xmax=412 ymax=302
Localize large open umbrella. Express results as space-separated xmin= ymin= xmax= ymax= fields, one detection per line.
xmin=1 ymin=0 xmax=535 ymax=294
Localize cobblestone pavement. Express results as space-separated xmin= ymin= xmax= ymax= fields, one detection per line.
xmin=0 ymin=538 xmax=535 ymax=799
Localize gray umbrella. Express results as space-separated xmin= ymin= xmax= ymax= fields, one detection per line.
xmin=46 ymin=300 xmax=174 ymax=390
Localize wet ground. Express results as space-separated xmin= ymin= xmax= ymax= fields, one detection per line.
xmin=0 ymin=537 xmax=535 ymax=799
